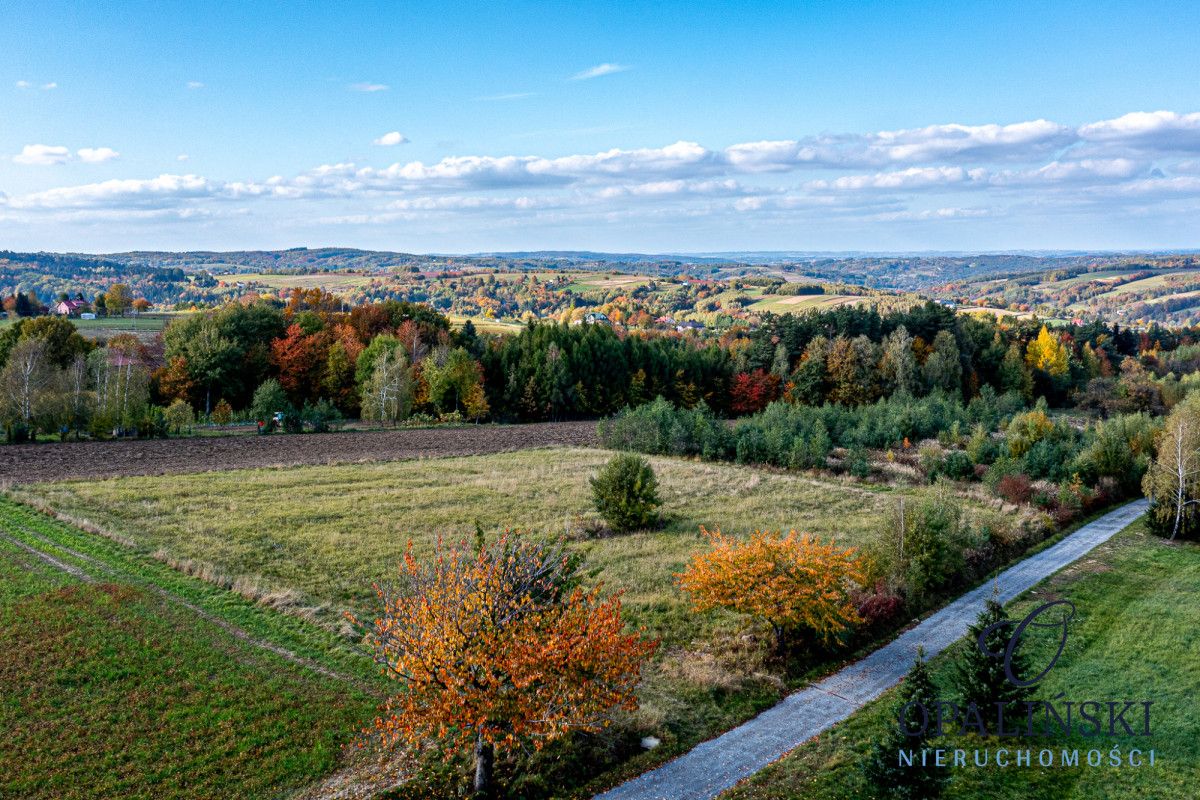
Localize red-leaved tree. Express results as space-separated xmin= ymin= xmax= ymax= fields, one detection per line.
xmin=730 ymin=369 xmax=782 ymax=414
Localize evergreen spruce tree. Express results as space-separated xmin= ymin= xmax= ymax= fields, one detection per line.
xmin=954 ymin=598 xmax=1034 ymax=728
xmin=864 ymin=649 xmax=947 ymax=799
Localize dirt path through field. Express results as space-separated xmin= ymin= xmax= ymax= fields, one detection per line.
xmin=0 ymin=421 xmax=597 ymax=483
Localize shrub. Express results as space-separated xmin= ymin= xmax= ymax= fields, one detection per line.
xmin=1074 ymin=412 xmax=1159 ymax=495
xmin=135 ymin=405 xmax=168 ymax=439
xmin=854 ymin=584 xmax=905 ymax=630
xmin=846 ymin=444 xmax=871 ymax=478
xmin=918 ymin=444 xmax=944 ymax=479
xmin=1006 ymin=407 xmax=1054 ymax=457
xmin=5 ymin=423 xmax=32 ymax=444
xmin=281 ymin=409 xmax=304 ymax=434
xmin=210 ymin=398 xmax=233 ymax=425
xmin=678 ymin=527 xmax=866 ymax=650
xmin=597 ymin=397 xmax=732 ymax=459
xmin=589 ymin=453 xmax=661 ymax=533
xmin=983 ymin=456 xmax=1022 ymax=491
xmin=901 ymin=484 xmax=971 ymax=607
xmin=250 ymin=379 xmax=291 ymax=425
xmin=965 ymin=423 xmax=998 ymax=465
xmin=164 ymin=398 xmax=195 ymax=435
xmin=941 ymin=450 xmax=975 ymax=480
xmin=302 ymin=398 xmax=342 ymax=433
xmin=996 ymin=473 xmax=1033 ymax=504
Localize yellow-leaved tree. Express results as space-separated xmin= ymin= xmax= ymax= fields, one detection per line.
xmin=677 ymin=528 xmax=866 ymax=651
xmin=1025 ymin=325 xmax=1070 ymax=377
xmin=348 ymin=534 xmax=656 ymax=797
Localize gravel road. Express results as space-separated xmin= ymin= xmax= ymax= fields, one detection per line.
xmin=595 ymin=498 xmax=1150 ymax=800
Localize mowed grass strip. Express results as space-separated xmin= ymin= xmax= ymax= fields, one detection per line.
xmin=16 ymin=447 xmax=988 ymax=645
xmin=720 ymin=522 xmax=1200 ymax=800
xmin=0 ymin=533 xmax=376 ymax=800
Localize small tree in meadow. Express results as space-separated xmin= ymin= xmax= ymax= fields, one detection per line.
xmin=210 ymin=398 xmax=233 ymax=425
xmin=590 ymin=453 xmax=661 ymax=532
xmin=863 ymin=649 xmax=946 ymax=799
xmin=250 ymin=378 xmax=291 ymax=431
xmin=678 ymin=528 xmax=866 ymax=651
xmin=348 ymin=535 xmax=656 ymax=799
xmin=164 ymin=398 xmax=195 ymax=435
xmin=954 ymin=597 xmax=1033 ymax=720
xmin=900 ymin=483 xmax=969 ymax=608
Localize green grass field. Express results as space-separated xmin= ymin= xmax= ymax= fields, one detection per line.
xmin=564 ymin=274 xmax=655 ymax=292
xmin=15 ymin=447 xmax=1003 ymax=640
xmin=70 ymin=313 xmax=178 ymax=341
xmin=746 ymin=294 xmax=865 ymax=313
xmin=15 ymin=447 xmax=1010 ymax=788
xmin=446 ymin=313 xmax=528 ymax=334
xmin=1092 ymin=269 xmax=1200 ymax=298
xmin=721 ymin=520 xmax=1199 ymax=800
xmin=0 ymin=498 xmax=379 ymax=800
xmin=0 ymin=314 xmax=177 ymax=338
xmin=1045 ymin=269 xmax=1148 ymax=288
xmin=223 ymin=272 xmax=376 ymax=293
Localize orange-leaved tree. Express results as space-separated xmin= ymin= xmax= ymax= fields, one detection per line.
xmin=678 ymin=528 xmax=866 ymax=650
xmin=348 ymin=534 xmax=657 ymax=798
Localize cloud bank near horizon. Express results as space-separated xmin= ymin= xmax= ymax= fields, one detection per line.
xmin=5 ymin=110 xmax=1200 ymax=251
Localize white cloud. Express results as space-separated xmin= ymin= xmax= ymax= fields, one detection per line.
xmin=1098 ymin=175 xmax=1200 ymax=198
xmin=873 ymin=206 xmax=993 ymax=222
xmin=10 ymin=108 xmax=1200 ymax=241
xmin=1078 ymin=111 xmax=1200 ymax=152
xmin=41 ymin=82 xmax=57 ymax=90
xmin=13 ymin=144 xmax=72 ymax=165
xmin=1005 ymin=158 xmax=1141 ymax=184
xmin=14 ymin=144 xmax=123 ymax=166
xmin=15 ymin=80 xmax=32 ymax=89
xmin=724 ymin=140 xmax=829 ymax=172
xmin=186 ymin=81 xmax=205 ymax=89
xmin=594 ymin=179 xmax=751 ymax=200
xmin=724 ymin=120 xmax=1074 ymax=171
xmin=570 ymin=63 xmax=630 ymax=80
xmin=349 ymin=82 xmax=389 ymax=92
xmin=345 ymin=140 xmax=718 ymax=191
xmin=811 ymin=166 xmax=982 ymax=191
xmin=868 ymin=119 xmax=1074 ymax=162
xmin=373 ymin=131 xmax=408 ymax=146
xmin=77 ymin=147 xmax=120 ymax=163
xmin=177 ymin=154 xmax=190 ymax=162
xmin=12 ymin=174 xmax=219 ymax=209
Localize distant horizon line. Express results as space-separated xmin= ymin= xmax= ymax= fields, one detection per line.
xmin=13 ymin=246 xmax=1200 ymax=261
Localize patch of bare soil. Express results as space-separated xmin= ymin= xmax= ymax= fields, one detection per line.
xmin=0 ymin=421 xmax=598 ymax=484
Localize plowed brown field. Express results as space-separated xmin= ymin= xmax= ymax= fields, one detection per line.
xmin=1 ymin=421 xmax=598 ymax=483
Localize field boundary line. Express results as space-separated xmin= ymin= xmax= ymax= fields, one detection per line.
xmin=595 ymin=498 xmax=1149 ymax=800
xmin=0 ymin=529 xmax=94 ymax=582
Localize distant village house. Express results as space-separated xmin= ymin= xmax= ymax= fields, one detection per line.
xmin=52 ymin=299 xmax=90 ymax=317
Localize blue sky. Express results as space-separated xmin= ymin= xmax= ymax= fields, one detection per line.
xmin=3 ymin=0 xmax=1200 ymax=253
